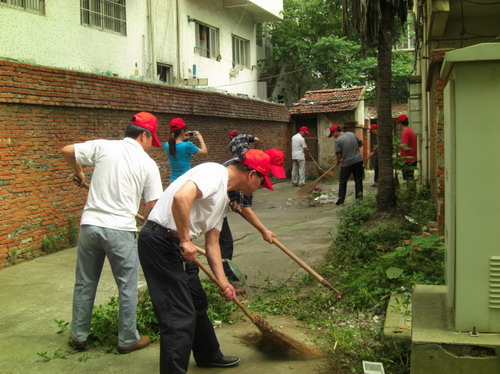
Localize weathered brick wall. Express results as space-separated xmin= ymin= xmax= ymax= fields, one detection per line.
xmin=428 ymin=51 xmax=447 ymax=231
xmin=0 ymin=60 xmax=291 ymax=267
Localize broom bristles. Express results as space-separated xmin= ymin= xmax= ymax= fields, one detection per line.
xmin=296 ymin=164 xmax=337 ymax=197
xmin=238 ymin=315 xmax=324 ymax=358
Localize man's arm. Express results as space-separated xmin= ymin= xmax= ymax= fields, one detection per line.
xmin=142 ymin=200 xmax=157 ymax=221
xmin=171 ymin=181 xmax=201 ymax=261
xmin=335 ymin=153 xmax=342 ymax=166
xmin=239 ymin=207 xmax=275 ymax=243
xmin=205 ymin=228 xmax=236 ymax=301
xmin=252 ymin=136 xmax=260 ymax=149
xmin=61 ymin=145 xmax=85 ymax=187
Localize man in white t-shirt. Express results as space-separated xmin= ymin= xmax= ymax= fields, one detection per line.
xmin=138 ymin=149 xmax=274 ymax=373
xmin=61 ymin=112 xmax=163 ymax=354
xmin=291 ymin=126 xmax=309 ymax=186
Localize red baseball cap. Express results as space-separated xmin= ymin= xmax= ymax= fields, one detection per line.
xmin=130 ymin=112 xmax=161 ymax=147
xmin=264 ymin=148 xmax=286 ymax=178
xmin=169 ymin=117 xmax=187 ymax=131
xmin=370 ymin=124 xmax=377 ymax=130
xmin=239 ymin=149 xmax=273 ymax=190
xmin=328 ymin=124 xmax=341 ymax=137
xmin=229 ymin=130 xmax=239 ymax=138
xmin=299 ymin=126 xmax=310 ymax=134
xmin=396 ymin=114 xmax=408 ymax=123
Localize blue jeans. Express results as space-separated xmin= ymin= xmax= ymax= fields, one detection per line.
xmin=71 ymin=225 xmax=140 ymax=347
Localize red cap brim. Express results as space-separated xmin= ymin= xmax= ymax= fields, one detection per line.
xmin=269 ymin=165 xmax=286 ymax=178
xmin=152 ymin=133 xmax=161 ymax=147
xmin=261 ymin=174 xmax=274 ymax=190
xmin=328 ymin=132 xmax=334 ymax=138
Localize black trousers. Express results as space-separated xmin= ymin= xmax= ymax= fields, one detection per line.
xmin=337 ymin=161 xmax=364 ymax=204
xmin=402 ymin=161 xmax=418 ymax=181
xmin=138 ymin=226 xmax=222 ymax=374
xmin=373 ymin=156 xmax=379 ymax=183
xmin=219 ymin=217 xmax=238 ymax=282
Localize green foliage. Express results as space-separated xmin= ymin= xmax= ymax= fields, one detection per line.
xmin=42 ymin=215 xmax=79 ymax=253
xmin=54 ymin=319 xmax=70 ymax=334
xmin=42 ymin=227 xmax=68 ymax=253
xmin=202 ymin=280 xmax=239 ymax=323
xmin=36 ymin=348 xmax=71 ymax=361
xmin=51 ymin=281 xmax=237 ymax=355
xmin=325 ymin=186 xmax=443 ymax=313
xmin=260 ymin=0 xmax=414 ymax=104
xmin=248 ymin=185 xmax=439 ymax=373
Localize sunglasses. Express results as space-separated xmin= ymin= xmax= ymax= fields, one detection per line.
xmin=253 ymin=170 xmax=265 ymax=186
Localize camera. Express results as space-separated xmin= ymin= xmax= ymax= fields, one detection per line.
xmin=187 ymin=131 xmax=196 ymax=136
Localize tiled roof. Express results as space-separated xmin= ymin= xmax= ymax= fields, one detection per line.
xmin=289 ymin=86 xmax=365 ymax=115
xmin=365 ymin=103 xmax=408 ymax=119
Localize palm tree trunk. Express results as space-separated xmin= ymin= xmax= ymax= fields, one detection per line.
xmin=376 ymin=3 xmax=396 ymax=211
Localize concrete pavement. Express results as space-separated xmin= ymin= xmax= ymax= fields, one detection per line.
xmin=0 ymin=180 xmax=372 ymax=373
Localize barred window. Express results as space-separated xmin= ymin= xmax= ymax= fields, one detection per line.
xmin=0 ymin=0 xmax=45 ymax=15
xmin=80 ymin=0 xmax=127 ymax=36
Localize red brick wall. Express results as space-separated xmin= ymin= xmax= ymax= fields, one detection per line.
xmin=428 ymin=51 xmax=447 ymax=231
xmin=0 ymin=60 xmax=291 ymax=267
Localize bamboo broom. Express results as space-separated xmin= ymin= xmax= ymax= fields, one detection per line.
xmin=307 ymin=150 xmax=335 ymax=180
xmin=296 ymin=164 xmax=338 ymax=197
xmin=194 ymin=258 xmax=323 ymax=358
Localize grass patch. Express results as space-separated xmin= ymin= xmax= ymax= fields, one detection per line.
xmin=247 ymin=183 xmax=443 ymax=373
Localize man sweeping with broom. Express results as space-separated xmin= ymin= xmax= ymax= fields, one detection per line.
xmin=137 ymin=149 xmax=274 ymax=373
xmin=329 ymin=124 xmax=364 ymax=206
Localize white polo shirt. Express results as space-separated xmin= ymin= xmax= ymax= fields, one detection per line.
xmin=291 ymin=133 xmax=307 ymax=160
xmin=147 ymin=163 xmax=229 ymax=239
xmin=75 ymin=138 xmax=163 ymax=231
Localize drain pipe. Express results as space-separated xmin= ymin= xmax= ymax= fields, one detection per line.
xmin=176 ymin=0 xmax=181 ymax=79
xmin=146 ymin=0 xmax=155 ymax=79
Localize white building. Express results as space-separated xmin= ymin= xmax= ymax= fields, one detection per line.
xmin=0 ymin=0 xmax=282 ymax=99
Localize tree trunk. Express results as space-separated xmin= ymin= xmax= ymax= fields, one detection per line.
xmin=376 ymin=4 xmax=397 ymax=211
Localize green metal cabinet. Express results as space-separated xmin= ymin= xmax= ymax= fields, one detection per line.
xmin=441 ymin=43 xmax=500 ymax=332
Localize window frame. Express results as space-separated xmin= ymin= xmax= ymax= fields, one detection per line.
xmin=80 ymin=0 xmax=127 ymax=36
xmin=157 ymin=63 xmax=172 ymax=84
xmin=0 ymin=0 xmax=45 ymax=15
xmin=195 ymin=21 xmax=220 ymax=60
xmin=232 ymin=34 xmax=250 ymax=68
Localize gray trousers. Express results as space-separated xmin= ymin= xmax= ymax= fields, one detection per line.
xmin=71 ymin=225 xmax=140 ymax=347
xmin=291 ymin=159 xmax=305 ymax=186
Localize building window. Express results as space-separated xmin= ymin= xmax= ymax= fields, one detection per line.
xmin=80 ymin=0 xmax=127 ymax=36
xmin=232 ymin=35 xmax=250 ymax=68
xmin=256 ymin=23 xmax=263 ymax=47
xmin=394 ymin=15 xmax=415 ymax=51
xmin=0 ymin=0 xmax=45 ymax=15
xmin=195 ymin=22 xmax=219 ymax=60
xmin=157 ymin=63 xmax=172 ymax=84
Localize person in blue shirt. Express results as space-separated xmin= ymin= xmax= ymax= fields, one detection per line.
xmin=163 ymin=118 xmax=207 ymax=182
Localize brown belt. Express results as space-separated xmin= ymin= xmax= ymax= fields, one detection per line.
xmin=144 ymin=221 xmax=179 ymax=239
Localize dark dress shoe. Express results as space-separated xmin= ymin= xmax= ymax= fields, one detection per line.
xmin=197 ymin=355 xmax=241 ymax=368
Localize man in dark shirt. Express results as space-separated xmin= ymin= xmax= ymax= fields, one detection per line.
xmin=228 ymin=130 xmax=260 ymax=157
xmin=329 ymin=124 xmax=364 ymax=206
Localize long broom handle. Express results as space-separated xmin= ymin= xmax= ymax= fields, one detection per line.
xmin=193 ymin=258 xmax=257 ymax=324
xmin=272 ymin=237 xmax=343 ymax=297
xmin=74 ymin=177 xmax=146 ymax=222
xmin=307 ymin=150 xmax=323 ymax=170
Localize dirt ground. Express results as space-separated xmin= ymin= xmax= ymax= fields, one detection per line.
xmin=0 ymin=178 xmax=373 ymax=374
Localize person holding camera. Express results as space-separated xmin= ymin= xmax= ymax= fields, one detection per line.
xmin=163 ymin=117 xmax=207 ymax=182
